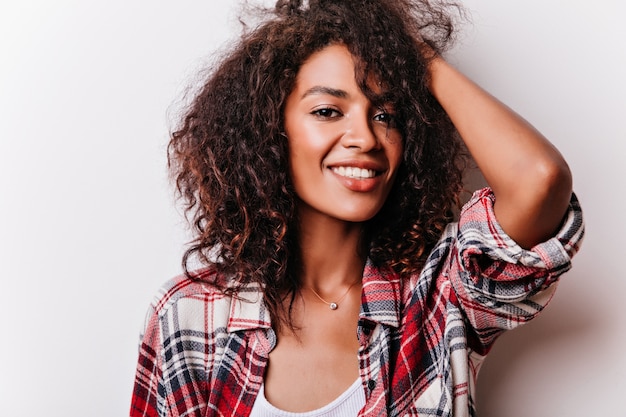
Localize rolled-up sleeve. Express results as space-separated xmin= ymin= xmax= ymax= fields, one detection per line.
xmin=448 ymin=188 xmax=584 ymax=350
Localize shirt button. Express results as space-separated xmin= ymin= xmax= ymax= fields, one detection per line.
xmin=368 ymin=380 xmax=376 ymax=390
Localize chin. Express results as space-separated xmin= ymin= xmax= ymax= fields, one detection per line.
xmin=335 ymin=207 xmax=381 ymax=223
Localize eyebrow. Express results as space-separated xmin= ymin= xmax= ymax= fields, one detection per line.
xmin=300 ymin=86 xmax=349 ymax=100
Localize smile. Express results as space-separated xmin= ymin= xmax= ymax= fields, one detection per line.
xmin=331 ymin=166 xmax=379 ymax=179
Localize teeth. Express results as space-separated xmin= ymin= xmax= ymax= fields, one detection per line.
xmin=332 ymin=166 xmax=377 ymax=179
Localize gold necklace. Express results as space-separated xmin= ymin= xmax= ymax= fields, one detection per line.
xmin=308 ymin=280 xmax=360 ymax=310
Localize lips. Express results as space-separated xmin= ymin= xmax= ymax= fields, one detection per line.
xmin=327 ymin=160 xmax=387 ymax=192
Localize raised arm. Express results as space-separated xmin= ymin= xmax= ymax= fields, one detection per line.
xmin=428 ymin=56 xmax=572 ymax=249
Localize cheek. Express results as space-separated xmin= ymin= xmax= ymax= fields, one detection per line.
xmin=287 ymin=131 xmax=334 ymax=170
xmin=287 ymin=141 xmax=322 ymax=188
xmin=387 ymin=138 xmax=404 ymax=172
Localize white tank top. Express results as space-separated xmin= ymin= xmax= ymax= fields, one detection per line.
xmin=249 ymin=379 xmax=366 ymax=417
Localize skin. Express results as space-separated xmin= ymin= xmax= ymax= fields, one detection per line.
xmin=263 ymin=44 xmax=572 ymax=411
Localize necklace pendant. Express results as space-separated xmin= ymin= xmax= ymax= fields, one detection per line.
xmin=329 ymin=302 xmax=338 ymax=310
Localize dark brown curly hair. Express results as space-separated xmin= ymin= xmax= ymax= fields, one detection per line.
xmin=168 ymin=0 xmax=467 ymax=329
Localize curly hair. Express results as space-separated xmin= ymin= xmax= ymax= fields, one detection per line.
xmin=168 ymin=0 xmax=467 ymax=330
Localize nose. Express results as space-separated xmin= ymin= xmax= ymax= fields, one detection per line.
xmin=340 ymin=113 xmax=381 ymax=152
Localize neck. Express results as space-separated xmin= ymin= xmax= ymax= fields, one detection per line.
xmin=296 ymin=205 xmax=367 ymax=291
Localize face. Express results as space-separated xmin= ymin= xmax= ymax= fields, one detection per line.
xmin=283 ymin=44 xmax=403 ymax=223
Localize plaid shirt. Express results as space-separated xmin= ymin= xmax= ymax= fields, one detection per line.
xmin=131 ymin=188 xmax=584 ymax=417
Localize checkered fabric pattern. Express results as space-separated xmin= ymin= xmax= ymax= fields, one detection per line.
xmin=130 ymin=188 xmax=584 ymax=417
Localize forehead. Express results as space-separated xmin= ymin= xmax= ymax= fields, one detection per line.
xmin=294 ymin=44 xmax=358 ymax=91
xmin=293 ymin=44 xmax=388 ymax=100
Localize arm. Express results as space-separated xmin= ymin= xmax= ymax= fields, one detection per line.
xmin=428 ymin=56 xmax=572 ymax=249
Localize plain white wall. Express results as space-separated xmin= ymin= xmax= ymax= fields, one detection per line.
xmin=0 ymin=1 xmax=623 ymax=416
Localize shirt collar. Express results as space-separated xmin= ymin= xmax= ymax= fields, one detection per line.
xmin=226 ymin=259 xmax=402 ymax=332
xmin=359 ymin=259 xmax=402 ymax=328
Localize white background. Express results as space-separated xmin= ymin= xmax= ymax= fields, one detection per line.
xmin=0 ymin=1 xmax=624 ymax=416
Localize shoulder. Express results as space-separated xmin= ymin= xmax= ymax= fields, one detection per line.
xmin=149 ymin=269 xmax=229 ymax=317
xmin=144 ymin=269 xmax=244 ymax=338
xmin=145 ymin=268 xmax=270 ymax=335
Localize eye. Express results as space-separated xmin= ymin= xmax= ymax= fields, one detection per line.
xmin=311 ymin=107 xmax=342 ymax=119
xmin=373 ymin=111 xmax=398 ymax=128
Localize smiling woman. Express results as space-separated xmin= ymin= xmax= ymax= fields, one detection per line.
xmin=284 ymin=44 xmax=403 ymax=223
xmin=130 ymin=1 xmax=584 ymax=416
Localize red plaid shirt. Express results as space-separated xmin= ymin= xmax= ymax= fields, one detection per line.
xmin=130 ymin=188 xmax=584 ymax=417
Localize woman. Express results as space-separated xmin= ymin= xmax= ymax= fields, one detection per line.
xmin=130 ymin=0 xmax=584 ymax=416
